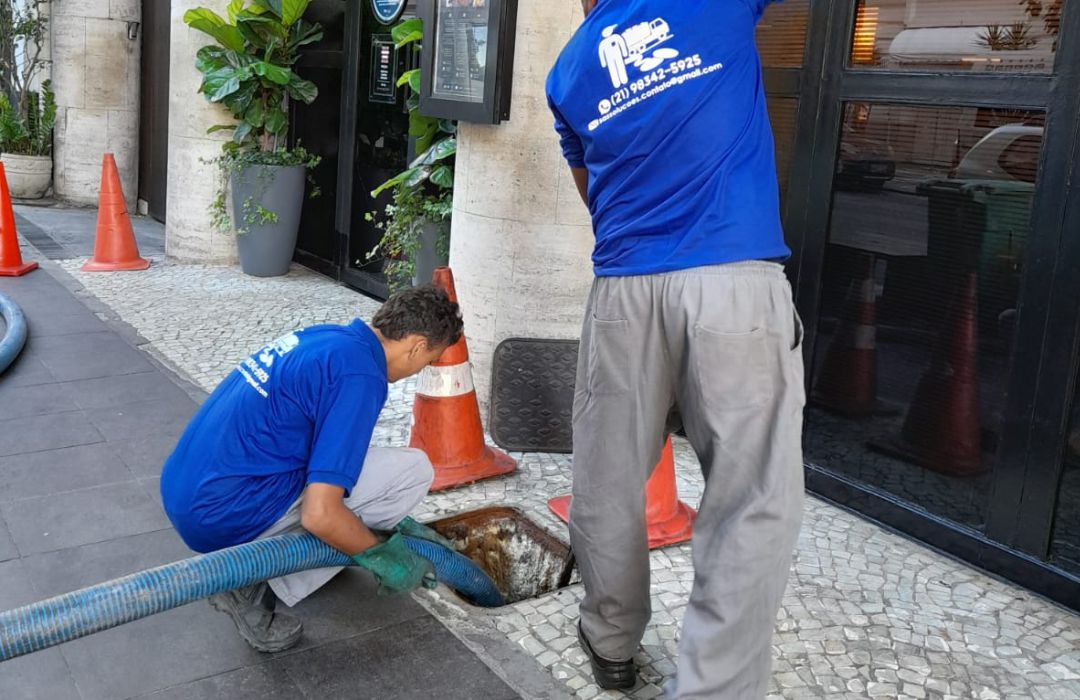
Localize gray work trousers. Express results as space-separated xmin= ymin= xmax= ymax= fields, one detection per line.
xmin=569 ymin=262 xmax=805 ymax=699
xmin=259 ymin=447 xmax=435 ymax=607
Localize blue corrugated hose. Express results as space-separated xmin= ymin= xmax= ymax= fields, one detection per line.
xmin=0 ymin=532 xmax=504 ymax=661
xmin=0 ymin=291 xmax=28 ymax=375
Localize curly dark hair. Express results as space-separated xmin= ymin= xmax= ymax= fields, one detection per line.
xmin=372 ymin=285 xmax=464 ymax=349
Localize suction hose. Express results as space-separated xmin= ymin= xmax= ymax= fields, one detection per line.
xmin=0 ymin=531 xmax=504 ymax=661
xmin=0 ymin=291 xmax=28 ymax=374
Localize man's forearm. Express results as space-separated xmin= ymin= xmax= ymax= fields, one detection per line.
xmin=302 ymin=499 xmax=380 ymax=556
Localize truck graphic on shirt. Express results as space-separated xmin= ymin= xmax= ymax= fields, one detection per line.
xmin=624 ymin=19 xmax=672 ymax=64
xmin=599 ymin=17 xmax=677 ymax=88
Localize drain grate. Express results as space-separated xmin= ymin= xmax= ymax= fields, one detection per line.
xmin=14 ymin=215 xmax=71 ymax=260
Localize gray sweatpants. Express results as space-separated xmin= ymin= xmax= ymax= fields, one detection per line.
xmin=258 ymin=447 xmax=435 ymax=607
xmin=569 ymin=262 xmax=805 ymax=699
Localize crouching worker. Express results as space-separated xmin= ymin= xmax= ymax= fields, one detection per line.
xmin=159 ymin=286 xmax=463 ymax=652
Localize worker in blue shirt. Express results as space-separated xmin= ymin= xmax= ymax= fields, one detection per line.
xmin=160 ymin=286 xmax=462 ymax=653
xmin=546 ymin=1 xmax=805 ymax=697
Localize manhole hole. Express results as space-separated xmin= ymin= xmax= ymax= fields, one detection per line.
xmin=429 ymin=507 xmax=574 ymax=606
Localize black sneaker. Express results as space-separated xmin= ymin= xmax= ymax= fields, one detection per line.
xmin=208 ymin=582 xmax=303 ymax=653
xmin=577 ymin=621 xmax=637 ymax=690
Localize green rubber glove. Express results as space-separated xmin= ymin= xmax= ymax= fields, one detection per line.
xmin=393 ymin=516 xmax=456 ymax=551
xmin=351 ymin=532 xmax=437 ymax=595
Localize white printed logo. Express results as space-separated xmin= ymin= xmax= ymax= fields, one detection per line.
xmin=239 ymin=332 xmax=301 ymax=398
xmin=598 ymin=18 xmax=679 ymax=89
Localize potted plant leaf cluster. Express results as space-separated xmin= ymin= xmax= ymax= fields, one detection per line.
xmin=367 ymin=17 xmax=456 ymax=292
xmin=0 ymin=0 xmax=54 ymax=200
xmin=186 ymin=0 xmax=323 ymax=277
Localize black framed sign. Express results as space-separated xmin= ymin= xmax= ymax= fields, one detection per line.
xmin=369 ymin=36 xmax=399 ymax=104
xmin=371 ymin=0 xmax=407 ymax=25
xmin=418 ymin=0 xmax=518 ymax=124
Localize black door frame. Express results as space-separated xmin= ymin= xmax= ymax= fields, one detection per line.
xmin=294 ymin=0 xmax=417 ymax=301
xmin=138 ymin=0 xmax=170 ymax=222
xmin=771 ymin=0 xmax=1080 ymax=609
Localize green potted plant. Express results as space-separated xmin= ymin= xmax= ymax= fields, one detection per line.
xmin=367 ymin=18 xmax=456 ymax=292
xmin=0 ymin=1 xmax=54 ymax=199
xmin=186 ymin=0 xmax=322 ymax=277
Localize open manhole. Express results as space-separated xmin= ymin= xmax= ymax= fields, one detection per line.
xmin=429 ymin=507 xmax=575 ymax=606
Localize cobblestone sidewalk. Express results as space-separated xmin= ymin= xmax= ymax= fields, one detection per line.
xmin=57 ymin=256 xmax=1080 ymax=700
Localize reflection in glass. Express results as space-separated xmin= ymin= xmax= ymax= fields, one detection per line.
xmin=805 ymin=102 xmax=1044 ymax=531
xmin=850 ymin=0 xmax=1064 ymax=72
xmin=433 ymin=0 xmax=490 ymax=103
xmin=756 ymin=0 xmax=810 ymax=68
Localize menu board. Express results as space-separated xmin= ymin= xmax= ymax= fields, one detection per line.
xmin=433 ymin=0 xmax=490 ymax=103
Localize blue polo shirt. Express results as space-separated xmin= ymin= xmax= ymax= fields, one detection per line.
xmin=546 ymin=0 xmax=789 ymax=277
xmin=160 ymin=321 xmax=389 ymax=553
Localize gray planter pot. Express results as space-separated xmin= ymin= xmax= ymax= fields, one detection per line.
xmin=231 ymin=163 xmax=306 ymax=277
xmin=412 ymin=219 xmax=450 ymax=287
xmin=1 ymin=153 xmax=52 ymax=199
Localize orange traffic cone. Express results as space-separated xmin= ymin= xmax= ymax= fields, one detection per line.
xmin=877 ymin=272 xmax=984 ymax=476
xmin=411 ymin=267 xmax=517 ymax=491
xmin=812 ymin=254 xmax=880 ymax=416
xmin=82 ymin=154 xmax=149 ymax=272
xmin=549 ymin=437 xmax=697 ymax=549
xmin=0 ymin=162 xmax=37 ymax=277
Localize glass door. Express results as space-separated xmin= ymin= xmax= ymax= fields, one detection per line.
xmin=762 ymin=0 xmax=1080 ymax=602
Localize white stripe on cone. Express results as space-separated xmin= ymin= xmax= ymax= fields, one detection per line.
xmin=416 ymin=362 xmax=475 ymax=398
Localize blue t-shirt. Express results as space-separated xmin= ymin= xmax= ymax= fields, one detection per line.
xmin=545 ymin=0 xmax=789 ymax=277
xmin=160 ymin=320 xmax=389 ymax=553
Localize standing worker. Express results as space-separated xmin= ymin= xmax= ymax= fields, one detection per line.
xmin=160 ymin=286 xmax=463 ymax=653
xmin=546 ymin=1 xmax=805 ymax=697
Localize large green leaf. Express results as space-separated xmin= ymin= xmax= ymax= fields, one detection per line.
xmin=411 ymin=136 xmax=456 ymax=167
xmin=265 ymin=108 xmax=288 ymax=135
xmin=233 ymin=121 xmax=254 ymax=144
xmin=397 ymin=68 xmax=420 ymax=91
xmin=430 ymin=136 xmax=457 ymax=161
xmin=195 ymin=46 xmax=230 ymax=74
xmin=262 ymin=0 xmax=309 ymax=26
xmin=223 ymin=81 xmax=258 ymax=116
xmin=290 ymin=21 xmax=323 ymax=50
xmin=183 ymin=9 xmax=246 ymax=53
xmin=235 ymin=18 xmax=270 ymax=50
xmin=371 ymin=166 xmax=419 ymax=197
xmin=409 ymin=110 xmax=436 ymax=137
xmin=429 ymin=164 xmax=454 ymax=189
xmin=202 ymin=66 xmax=246 ymax=102
xmin=245 ymin=99 xmax=266 ymax=127
xmin=391 ymin=18 xmax=423 ymax=47
xmin=252 ymin=61 xmax=292 ymax=85
xmin=226 ymin=0 xmax=245 ymax=23
xmin=286 ymin=77 xmax=318 ymax=104
xmin=403 ymin=167 xmax=431 ymax=190
xmin=415 ymin=128 xmax=437 ymax=157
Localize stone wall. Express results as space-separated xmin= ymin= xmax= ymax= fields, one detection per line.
xmin=164 ymin=0 xmax=237 ymax=263
xmin=449 ymin=1 xmax=593 ymax=412
xmin=51 ymin=0 xmax=141 ymax=206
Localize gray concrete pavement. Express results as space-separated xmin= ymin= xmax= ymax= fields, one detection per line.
xmin=0 ymin=257 xmax=526 ymax=700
